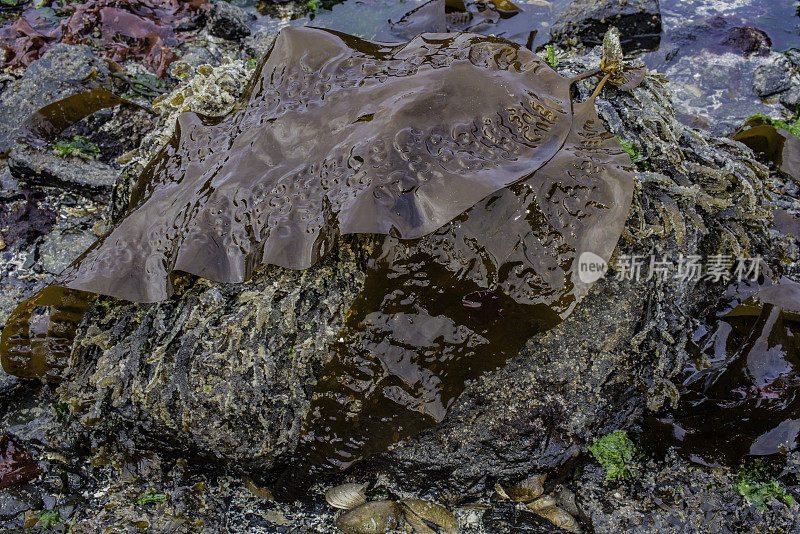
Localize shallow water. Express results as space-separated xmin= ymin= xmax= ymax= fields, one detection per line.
xmin=246 ymin=0 xmax=800 ymax=133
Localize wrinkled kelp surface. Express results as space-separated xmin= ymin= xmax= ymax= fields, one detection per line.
xmin=2 ymin=26 xmax=583 ymax=377
xmin=1 ymin=26 xmax=635 ymax=492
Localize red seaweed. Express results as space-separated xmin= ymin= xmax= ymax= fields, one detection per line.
xmin=0 ymin=0 xmax=208 ymax=76
xmin=0 ymin=435 xmax=40 ymax=489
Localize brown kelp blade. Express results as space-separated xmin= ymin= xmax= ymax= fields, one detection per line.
xmin=733 ymin=116 xmax=800 ymax=179
xmin=274 ymin=96 xmax=634 ymax=497
xmin=2 ymin=27 xmax=581 ymax=381
xmin=0 ymin=286 xmax=95 ymax=381
xmin=16 ymin=87 xmax=149 ymax=149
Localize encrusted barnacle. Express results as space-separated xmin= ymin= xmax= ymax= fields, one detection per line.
xmin=335 ymin=500 xmax=403 ymax=534
xmin=326 ymin=482 xmax=368 ymax=510
xmin=400 ymin=498 xmax=460 ymax=534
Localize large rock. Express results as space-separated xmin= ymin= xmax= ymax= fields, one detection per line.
xmin=59 ymin=236 xmax=373 ymax=467
xmin=0 ymin=44 xmax=109 ymax=154
xmin=550 ymin=0 xmax=662 ymax=52
xmin=54 ymin=55 xmax=772 ymax=490
xmin=362 ymin=65 xmax=773 ymax=490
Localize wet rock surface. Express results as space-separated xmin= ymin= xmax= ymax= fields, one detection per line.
xmin=0 ymin=44 xmax=109 ymax=154
xmin=208 ymin=0 xmax=255 ymax=40
xmin=551 ymin=0 xmax=662 ymax=52
xmin=9 ymin=146 xmax=117 ymax=198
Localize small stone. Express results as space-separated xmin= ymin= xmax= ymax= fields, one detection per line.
xmin=752 ymin=58 xmax=794 ymax=97
xmin=9 ymin=145 xmax=117 ymax=199
xmin=208 ymin=0 xmax=255 ymax=41
xmin=550 ymin=0 xmax=662 ymax=52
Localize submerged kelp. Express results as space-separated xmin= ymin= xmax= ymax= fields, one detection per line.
xmin=645 ymin=280 xmax=800 ymax=465
xmin=1 ymin=26 xmax=635 ymax=495
xmin=733 ymin=115 xmax=800 ymax=179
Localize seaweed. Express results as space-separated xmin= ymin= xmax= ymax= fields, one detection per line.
xmin=274 ymin=82 xmax=633 ymax=496
xmin=53 ymin=135 xmax=100 ymax=158
xmin=644 ymin=281 xmax=800 ymax=466
xmin=588 ymin=430 xmax=641 ymax=481
xmin=736 ymin=461 xmax=795 ymax=512
xmin=733 ymin=114 xmax=800 ymax=180
xmin=0 ymin=434 xmax=41 ymax=489
xmin=0 ymin=0 xmax=208 ymax=76
xmin=1 ymin=26 xmax=637 ymax=494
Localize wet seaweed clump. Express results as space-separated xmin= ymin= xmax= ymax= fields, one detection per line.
xmin=644 ymin=280 xmax=800 ymax=466
xmin=0 ymin=434 xmax=41 ymax=489
xmin=588 ymin=430 xmax=642 ymax=481
xmin=1 ymin=26 xmax=640 ymax=496
xmin=0 ymin=0 xmax=208 ymax=75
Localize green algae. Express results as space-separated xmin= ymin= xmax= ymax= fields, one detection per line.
xmin=544 ymin=44 xmax=558 ymax=68
xmin=589 ymin=430 xmax=641 ymax=481
xmin=53 ymin=135 xmax=99 ymax=158
xmin=36 ymin=509 xmax=62 ymax=529
xmin=736 ymin=461 xmax=795 ymax=512
xmin=746 ymin=113 xmax=800 ymax=139
xmin=137 ymin=491 xmax=168 ymax=506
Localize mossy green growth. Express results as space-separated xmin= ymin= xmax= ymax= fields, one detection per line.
xmin=616 ymin=136 xmax=652 ymax=170
xmin=588 ymin=430 xmax=641 ymax=481
xmin=53 ymin=136 xmax=100 ymax=158
xmin=736 ymin=461 xmax=795 ymax=512
xmin=746 ymin=113 xmax=800 ymax=139
xmin=37 ymin=509 xmax=62 ymax=529
xmin=137 ymin=491 xmax=168 ymax=506
xmin=246 ymin=58 xmax=258 ymax=70
xmin=307 ymin=0 xmax=318 ymax=11
xmin=52 ymin=401 xmax=69 ymax=418
xmin=131 ymin=72 xmax=166 ymax=92
xmin=544 ymin=44 xmax=558 ymax=68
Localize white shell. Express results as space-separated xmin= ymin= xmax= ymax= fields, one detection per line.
xmin=325 ymin=482 xmax=367 ymax=510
